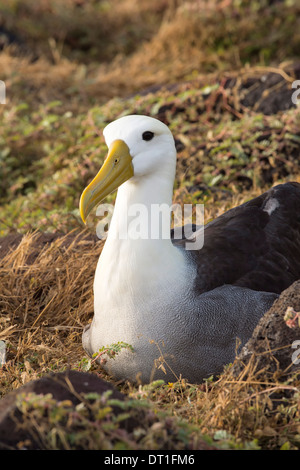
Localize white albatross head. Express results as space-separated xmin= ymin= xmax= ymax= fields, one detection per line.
xmin=80 ymin=115 xmax=176 ymax=223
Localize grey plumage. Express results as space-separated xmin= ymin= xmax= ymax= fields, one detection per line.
xmin=83 ymin=284 xmax=277 ymax=383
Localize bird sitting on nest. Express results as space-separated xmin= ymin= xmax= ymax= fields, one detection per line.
xmin=79 ymin=115 xmax=300 ymax=384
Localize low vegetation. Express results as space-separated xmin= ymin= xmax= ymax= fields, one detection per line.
xmin=0 ymin=0 xmax=300 ymax=450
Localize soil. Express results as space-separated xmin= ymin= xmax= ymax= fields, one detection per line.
xmin=225 ymin=64 xmax=300 ymax=115
xmin=140 ymin=63 xmax=300 ymax=118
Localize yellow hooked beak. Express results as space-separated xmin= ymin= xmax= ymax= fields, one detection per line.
xmin=79 ymin=139 xmax=133 ymax=223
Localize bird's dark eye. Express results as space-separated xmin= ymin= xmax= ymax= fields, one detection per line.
xmin=142 ymin=131 xmax=154 ymax=141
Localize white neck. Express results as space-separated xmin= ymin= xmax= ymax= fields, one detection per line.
xmin=94 ymin=171 xmax=187 ymax=308
xmin=109 ymin=173 xmax=174 ymax=242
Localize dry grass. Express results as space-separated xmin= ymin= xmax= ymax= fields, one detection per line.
xmin=167 ymin=368 xmax=300 ymax=450
xmin=1 ymin=0 xmax=299 ymax=106
xmin=0 ymin=231 xmax=102 ymax=393
xmin=1 ymin=228 xmax=299 ymax=449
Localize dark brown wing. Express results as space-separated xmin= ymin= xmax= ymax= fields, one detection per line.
xmin=172 ymin=182 xmax=300 ymax=294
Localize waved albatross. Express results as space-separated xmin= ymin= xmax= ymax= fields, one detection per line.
xmin=79 ymin=115 xmax=300 ymax=383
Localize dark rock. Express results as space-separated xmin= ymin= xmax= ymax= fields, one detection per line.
xmin=232 ymin=280 xmax=300 ymax=379
xmin=0 ymin=370 xmax=135 ymax=449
